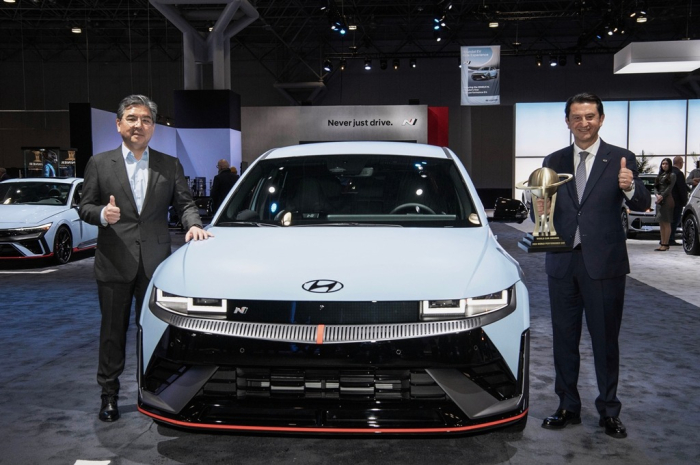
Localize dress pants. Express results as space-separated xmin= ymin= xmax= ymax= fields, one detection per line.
xmin=547 ymin=249 xmax=626 ymax=418
xmin=96 ymin=257 xmax=150 ymax=396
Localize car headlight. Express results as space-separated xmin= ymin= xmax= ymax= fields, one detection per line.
xmin=420 ymin=287 xmax=511 ymax=321
xmin=2 ymin=223 xmax=52 ymax=241
xmin=155 ymin=288 xmax=227 ymax=318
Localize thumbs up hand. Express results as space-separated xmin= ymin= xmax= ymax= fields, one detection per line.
xmin=104 ymin=195 xmax=121 ymax=224
xmin=618 ymin=156 xmax=633 ymax=192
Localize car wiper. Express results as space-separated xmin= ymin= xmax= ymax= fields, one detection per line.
xmin=216 ymin=221 xmax=280 ymax=227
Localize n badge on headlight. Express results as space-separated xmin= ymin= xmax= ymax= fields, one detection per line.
xmin=302 ymin=280 xmax=344 ymax=293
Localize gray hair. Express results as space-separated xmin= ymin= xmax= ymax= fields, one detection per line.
xmin=117 ymin=95 xmax=158 ymax=122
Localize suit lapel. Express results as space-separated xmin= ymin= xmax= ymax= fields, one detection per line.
xmin=580 ymin=140 xmax=611 ymax=204
xmin=556 ymin=146 xmax=578 ymax=205
xmin=142 ymin=150 xmax=163 ymax=213
xmin=110 ymin=148 xmax=138 ymax=212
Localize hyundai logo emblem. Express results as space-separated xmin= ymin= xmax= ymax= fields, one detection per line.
xmin=302 ymin=280 xmax=344 ymax=293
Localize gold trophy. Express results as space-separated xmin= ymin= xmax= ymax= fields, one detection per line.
xmin=516 ymin=168 xmax=573 ymax=252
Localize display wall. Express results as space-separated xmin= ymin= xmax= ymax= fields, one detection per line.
xmin=241 ymin=105 xmax=429 ymax=163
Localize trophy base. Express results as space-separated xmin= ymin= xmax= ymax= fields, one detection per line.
xmin=518 ymin=233 xmax=572 ymax=253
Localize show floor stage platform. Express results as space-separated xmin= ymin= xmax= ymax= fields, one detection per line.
xmin=1 ymin=221 xmax=698 ymax=465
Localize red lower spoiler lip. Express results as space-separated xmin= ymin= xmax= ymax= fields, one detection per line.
xmin=137 ymin=406 xmax=527 ymax=434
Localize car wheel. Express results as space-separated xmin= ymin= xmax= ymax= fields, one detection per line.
xmin=621 ymin=209 xmax=629 ymax=238
xmin=53 ymin=227 xmax=73 ymax=264
xmin=682 ymin=215 xmax=700 ymax=255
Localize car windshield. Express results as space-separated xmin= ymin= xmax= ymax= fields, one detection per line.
xmin=215 ymin=154 xmax=480 ymax=228
xmin=640 ymin=175 xmax=656 ymax=192
xmin=0 ymin=182 xmax=71 ymax=206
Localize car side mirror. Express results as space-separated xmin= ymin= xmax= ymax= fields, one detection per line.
xmin=490 ymin=197 xmax=528 ymax=224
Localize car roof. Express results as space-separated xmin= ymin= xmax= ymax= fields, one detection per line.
xmin=262 ymin=141 xmax=451 ymax=160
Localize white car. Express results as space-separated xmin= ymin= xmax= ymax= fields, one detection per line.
xmin=0 ymin=178 xmax=97 ymax=264
xmin=138 ymin=141 xmax=530 ymax=434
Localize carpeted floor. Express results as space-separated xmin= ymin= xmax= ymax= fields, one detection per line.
xmin=1 ymin=223 xmax=698 ymax=465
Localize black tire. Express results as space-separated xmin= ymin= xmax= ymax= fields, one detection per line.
xmin=621 ymin=209 xmax=629 ymax=238
xmin=53 ymin=227 xmax=73 ymax=264
xmin=682 ymin=215 xmax=700 ymax=255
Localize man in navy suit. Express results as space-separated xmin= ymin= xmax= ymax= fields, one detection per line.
xmin=539 ymin=93 xmax=651 ymax=438
xmin=80 ymin=95 xmax=213 ymax=422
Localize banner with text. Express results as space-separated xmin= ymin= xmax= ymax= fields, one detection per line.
xmin=461 ymin=46 xmax=501 ymax=106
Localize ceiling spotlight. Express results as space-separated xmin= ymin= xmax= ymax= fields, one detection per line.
xmin=348 ymin=24 xmax=357 ymax=31
xmin=575 ymin=52 xmax=582 ymax=66
xmin=393 ymin=59 xmax=400 ymax=70
xmin=558 ymin=55 xmax=567 ymax=66
xmin=536 ymin=55 xmax=542 ymax=67
xmin=380 ymin=59 xmax=387 ymax=70
xmin=340 ymin=58 xmax=347 ymax=71
xmin=549 ymin=55 xmax=558 ymax=67
xmin=410 ymin=58 xmax=417 ymax=68
xmin=364 ymin=59 xmax=372 ymax=70
xmin=630 ymin=1 xmax=648 ymax=23
xmin=3 ymin=0 xmax=17 ymax=3
xmin=489 ymin=21 xmax=499 ymax=28
xmin=434 ymin=29 xmax=442 ymax=42
xmin=323 ymin=59 xmax=333 ymax=73
xmin=71 ymin=27 xmax=82 ymax=34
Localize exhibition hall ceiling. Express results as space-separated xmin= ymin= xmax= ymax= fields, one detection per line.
xmin=0 ymin=0 xmax=696 ymax=82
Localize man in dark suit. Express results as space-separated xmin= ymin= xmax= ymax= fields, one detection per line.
xmin=539 ymin=93 xmax=651 ymax=439
xmin=80 ymin=95 xmax=212 ymax=422
xmin=210 ymin=158 xmax=238 ymax=212
xmin=668 ymin=156 xmax=689 ymax=246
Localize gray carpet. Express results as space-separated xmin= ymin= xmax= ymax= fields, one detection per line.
xmin=1 ymin=223 xmax=698 ymax=465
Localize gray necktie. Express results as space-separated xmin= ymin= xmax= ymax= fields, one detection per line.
xmin=573 ymin=151 xmax=589 ymax=247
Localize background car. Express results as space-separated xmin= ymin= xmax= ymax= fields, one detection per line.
xmin=471 ymin=66 xmax=499 ymax=80
xmin=682 ymin=183 xmax=700 ymax=255
xmin=138 ymin=141 xmax=530 ymax=435
xmin=624 ymin=173 xmax=683 ymax=238
xmin=0 ymin=178 xmax=97 ymax=264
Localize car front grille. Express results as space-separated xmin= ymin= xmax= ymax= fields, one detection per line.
xmin=161 ymin=312 xmax=481 ymax=344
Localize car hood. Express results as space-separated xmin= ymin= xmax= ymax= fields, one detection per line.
xmin=152 ymin=226 xmax=522 ymax=301
xmin=0 ymin=205 xmax=67 ymax=227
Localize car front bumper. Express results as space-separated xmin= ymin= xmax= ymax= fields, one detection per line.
xmin=138 ymin=282 xmax=529 ymax=434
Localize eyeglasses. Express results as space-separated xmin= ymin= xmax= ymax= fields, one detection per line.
xmin=122 ymin=116 xmax=154 ymax=127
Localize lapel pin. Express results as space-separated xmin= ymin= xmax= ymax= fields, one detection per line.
xmin=602 ymin=159 xmax=608 ymax=162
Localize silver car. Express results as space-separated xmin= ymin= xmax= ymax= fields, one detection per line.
xmin=682 ymin=183 xmax=700 ymax=255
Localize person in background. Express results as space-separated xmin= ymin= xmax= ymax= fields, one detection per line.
xmin=687 ymin=161 xmax=700 ymax=188
xmin=539 ymin=92 xmax=650 ymax=439
xmin=668 ymin=156 xmax=689 ymax=246
xmin=210 ymin=159 xmax=238 ymax=213
xmin=653 ymin=158 xmax=676 ymax=251
xmin=0 ymin=167 xmax=8 ymax=182
xmin=80 ymin=94 xmax=212 ymax=423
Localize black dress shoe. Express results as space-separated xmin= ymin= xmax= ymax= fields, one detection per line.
xmin=599 ymin=416 xmax=627 ymax=438
xmin=99 ymin=395 xmax=120 ymax=422
xmin=541 ymin=409 xmax=581 ymax=429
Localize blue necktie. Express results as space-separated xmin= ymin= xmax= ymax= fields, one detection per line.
xmin=573 ymin=151 xmax=589 ymax=247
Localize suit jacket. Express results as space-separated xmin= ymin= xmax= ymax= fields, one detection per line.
xmin=210 ymin=169 xmax=238 ymax=212
xmin=80 ymin=147 xmax=202 ymax=282
xmin=543 ymin=140 xmax=651 ymax=280
xmin=671 ymin=166 xmax=689 ymax=208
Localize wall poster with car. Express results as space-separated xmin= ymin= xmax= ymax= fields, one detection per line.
xmin=460 ymin=45 xmax=500 ymax=106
